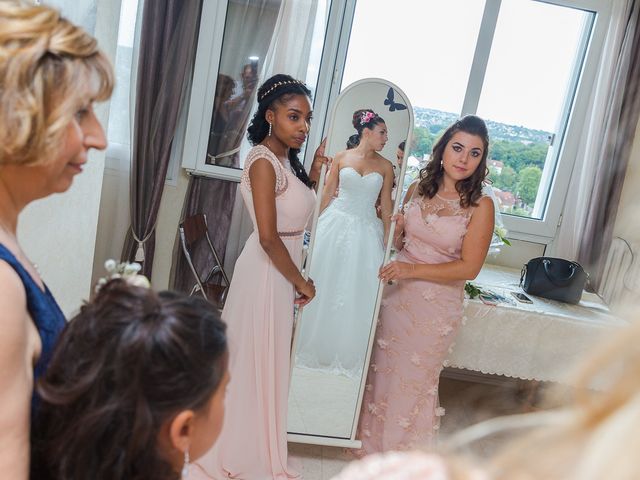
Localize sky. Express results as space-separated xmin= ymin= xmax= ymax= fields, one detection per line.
xmin=116 ymin=0 xmax=590 ymax=134
xmin=340 ymin=0 xmax=590 ymax=132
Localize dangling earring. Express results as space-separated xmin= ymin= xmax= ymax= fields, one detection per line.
xmin=181 ymin=449 xmax=190 ymax=479
xmin=268 ymin=122 xmax=272 ymax=137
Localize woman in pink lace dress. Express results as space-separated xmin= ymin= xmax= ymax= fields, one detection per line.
xmin=356 ymin=115 xmax=495 ymax=454
xmin=193 ymin=74 xmax=327 ymax=479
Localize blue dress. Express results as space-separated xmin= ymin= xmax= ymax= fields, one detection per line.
xmin=0 ymin=244 xmax=65 ymax=394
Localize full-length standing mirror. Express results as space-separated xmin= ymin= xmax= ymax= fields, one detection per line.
xmin=288 ymin=79 xmax=414 ymax=446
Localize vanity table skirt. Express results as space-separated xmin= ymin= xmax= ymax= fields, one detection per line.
xmin=446 ymin=265 xmax=627 ymax=384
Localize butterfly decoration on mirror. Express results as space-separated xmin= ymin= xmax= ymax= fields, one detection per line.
xmin=383 ymin=87 xmax=407 ymax=112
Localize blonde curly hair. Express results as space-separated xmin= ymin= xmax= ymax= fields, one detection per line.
xmin=0 ymin=0 xmax=114 ymax=166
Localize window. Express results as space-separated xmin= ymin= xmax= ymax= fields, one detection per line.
xmin=105 ymin=0 xmax=140 ymax=173
xmin=183 ymin=0 xmax=612 ymax=242
xmin=182 ymin=0 xmax=332 ymax=181
xmin=476 ymin=0 xmax=591 ymax=220
xmin=314 ymin=0 xmax=611 ymax=242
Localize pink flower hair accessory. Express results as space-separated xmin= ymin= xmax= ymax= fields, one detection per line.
xmin=360 ymin=111 xmax=377 ymax=125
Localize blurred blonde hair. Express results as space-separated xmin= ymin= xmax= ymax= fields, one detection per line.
xmin=446 ymin=313 xmax=640 ymax=480
xmin=0 ymin=0 xmax=114 ymax=166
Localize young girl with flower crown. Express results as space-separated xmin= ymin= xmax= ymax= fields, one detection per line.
xmin=32 ymin=279 xmax=229 ymax=480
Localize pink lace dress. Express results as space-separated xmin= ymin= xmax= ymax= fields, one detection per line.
xmin=356 ymin=193 xmax=476 ymax=454
xmin=194 ymin=145 xmax=315 ymax=479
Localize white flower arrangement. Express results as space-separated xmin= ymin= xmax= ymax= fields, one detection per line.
xmin=494 ymin=225 xmax=511 ymax=246
xmin=95 ymin=259 xmax=151 ymax=293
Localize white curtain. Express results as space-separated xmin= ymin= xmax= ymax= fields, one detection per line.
xmin=224 ymin=0 xmax=320 ymax=278
xmin=553 ymin=0 xmax=635 ymax=259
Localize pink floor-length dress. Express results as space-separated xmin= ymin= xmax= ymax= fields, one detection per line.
xmin=194 ymin=145 xmax=315 ymax=480
xmin=356 ymin=193 xmax=476 ymax=455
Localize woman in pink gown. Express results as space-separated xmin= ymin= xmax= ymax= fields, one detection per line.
xmin=356 ymin=115 xmax=495 ymax=454
xmin=194 ymin=75 xmax=326 ymax=479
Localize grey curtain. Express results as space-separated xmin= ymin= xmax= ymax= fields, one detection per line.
xmin=578 ymin=1 xmax=640 ymax=289
xmin=122 ymin=0 xmax=202 ymax=277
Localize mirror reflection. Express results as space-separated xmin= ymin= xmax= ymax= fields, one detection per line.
xmin=288 ymin=80 xmax=413 ymax=439
xmin=207 ymin=63 xmax=260 ymax=168
xmin=296 ymin=109 xmax=394 ymax=377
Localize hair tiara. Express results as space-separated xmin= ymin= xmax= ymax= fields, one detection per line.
xmin=259 ymin=79 xmax=306 ymax=101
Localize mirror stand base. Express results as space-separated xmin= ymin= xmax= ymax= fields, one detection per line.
xmin=287 ymin=433 xmax=361 ymax=449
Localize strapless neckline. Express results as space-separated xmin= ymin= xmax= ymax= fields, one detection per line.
xmin=340 ymin=166 xmax=383 ymax=180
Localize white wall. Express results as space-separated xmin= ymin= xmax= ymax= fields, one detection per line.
xmin=150 ymin=170 xmax=190 ymax=289
xmin=485 ymin=238 xmax=545 ymax=270
xmin=614 ymin=119 xmax=640 ymax=241
xmin=18 ymin=0 xmax=122 ymax=316
xmin=92 ymin=157 xmax=131 ymax=284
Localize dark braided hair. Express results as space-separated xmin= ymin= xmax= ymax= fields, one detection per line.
xmin=347 ymin=109 xmax=385 ymax=148
xmin=32 ymin=280 xmax=228 ymax=480
xmin=417 ymin=115 xmax=489 ymax=208
xmin=247 ymin=73 xmax=314 ymax=188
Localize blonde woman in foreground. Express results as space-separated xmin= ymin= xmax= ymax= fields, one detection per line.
xmin=333 ymin=314 xmax=640 ymax=480
xmin=0 ymin=1 xmax=113 ymax=477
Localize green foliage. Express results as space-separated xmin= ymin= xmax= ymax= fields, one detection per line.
xmin=491 ymin=165 xmax=517 ymax=192
xmin=516 ymin=166 xmax=542 ymax=206
xmin=429 ymin=125 xmax=446 ymax=136
xmin=409 ymin=119 xmax=549 ymax=214
xmin=411 ymin=126 xmax=435 ymax=159
xmin=512 ymin=207 xmax=532 ymax=217
xmin=489 ymin=140 xmax=548 ymax=172
xmin=464 ymin=281 xmax=483 ymax=299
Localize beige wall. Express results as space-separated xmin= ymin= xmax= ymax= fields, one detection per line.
xmin=485 ymin=238 xmax=545 ymax=270
xmin=150 ymin=170 xmax=190 ymax=289
xmin=92 ymin=160 xmax=131 ymax=285
xmin=614 ymin=119 xmax=640 ymax=241
xmin=18 ymin=0 xmax=121 ymax=316
xmin=94 ymin=158 xmax=190 ymax=293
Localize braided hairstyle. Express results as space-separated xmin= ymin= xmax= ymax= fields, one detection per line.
xmin=247 ymin=74 xmax=314 ymax=188
xmin=347 ymin=109 xmax=385 ymax=149
xmin=417 ymin=115 xmax=489 ymax=208
xmin=33 ymin=280 xmax=228 ymax=480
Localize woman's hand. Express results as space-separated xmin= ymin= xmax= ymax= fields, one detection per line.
xmin=379 ymin=261 xmax=415 ymax=282
xmin=311 ymin=138 xmax=332 ymax=171
xmin=295 ymin=278 xmax=316 ymax=306
xmin=391 ymin=212 xmax=405 ymax=233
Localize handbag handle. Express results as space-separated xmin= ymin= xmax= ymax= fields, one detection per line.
xmin=542 ymin=259 xmax=577 ymax=287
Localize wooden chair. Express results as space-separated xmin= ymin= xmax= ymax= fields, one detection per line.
xmin=179 ymin=213 xmax=230 ymax=309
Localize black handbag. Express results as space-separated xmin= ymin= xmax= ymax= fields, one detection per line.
xmin=520 ymin=257 xmax=588 ymax=304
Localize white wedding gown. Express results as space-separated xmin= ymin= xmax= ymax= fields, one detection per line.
xmin=296 ymin=166 xmax=384 ymax=378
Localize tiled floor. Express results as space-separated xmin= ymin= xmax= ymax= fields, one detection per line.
xmin=289 ymin=374 xmax=542 ymax=479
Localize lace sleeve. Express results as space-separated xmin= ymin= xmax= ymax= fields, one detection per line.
xmin=241 ymin=145 xmax=288 ymax=195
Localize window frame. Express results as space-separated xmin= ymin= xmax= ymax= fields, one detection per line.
xmin=310 ymin=0 xmax=612 ymax=244
xmin=182 ymin=0 xmax=613 ymax=244
xmin=181 ymin=0 xmax=349 ymax=182
xmin=181 ymin=0 xmax=234 ymax=180
xmin=464 ymin=0 xmax=610 ymax=243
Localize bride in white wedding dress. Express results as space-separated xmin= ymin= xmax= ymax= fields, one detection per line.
xmin=296 ymin=109 xmax=395 ymax=378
